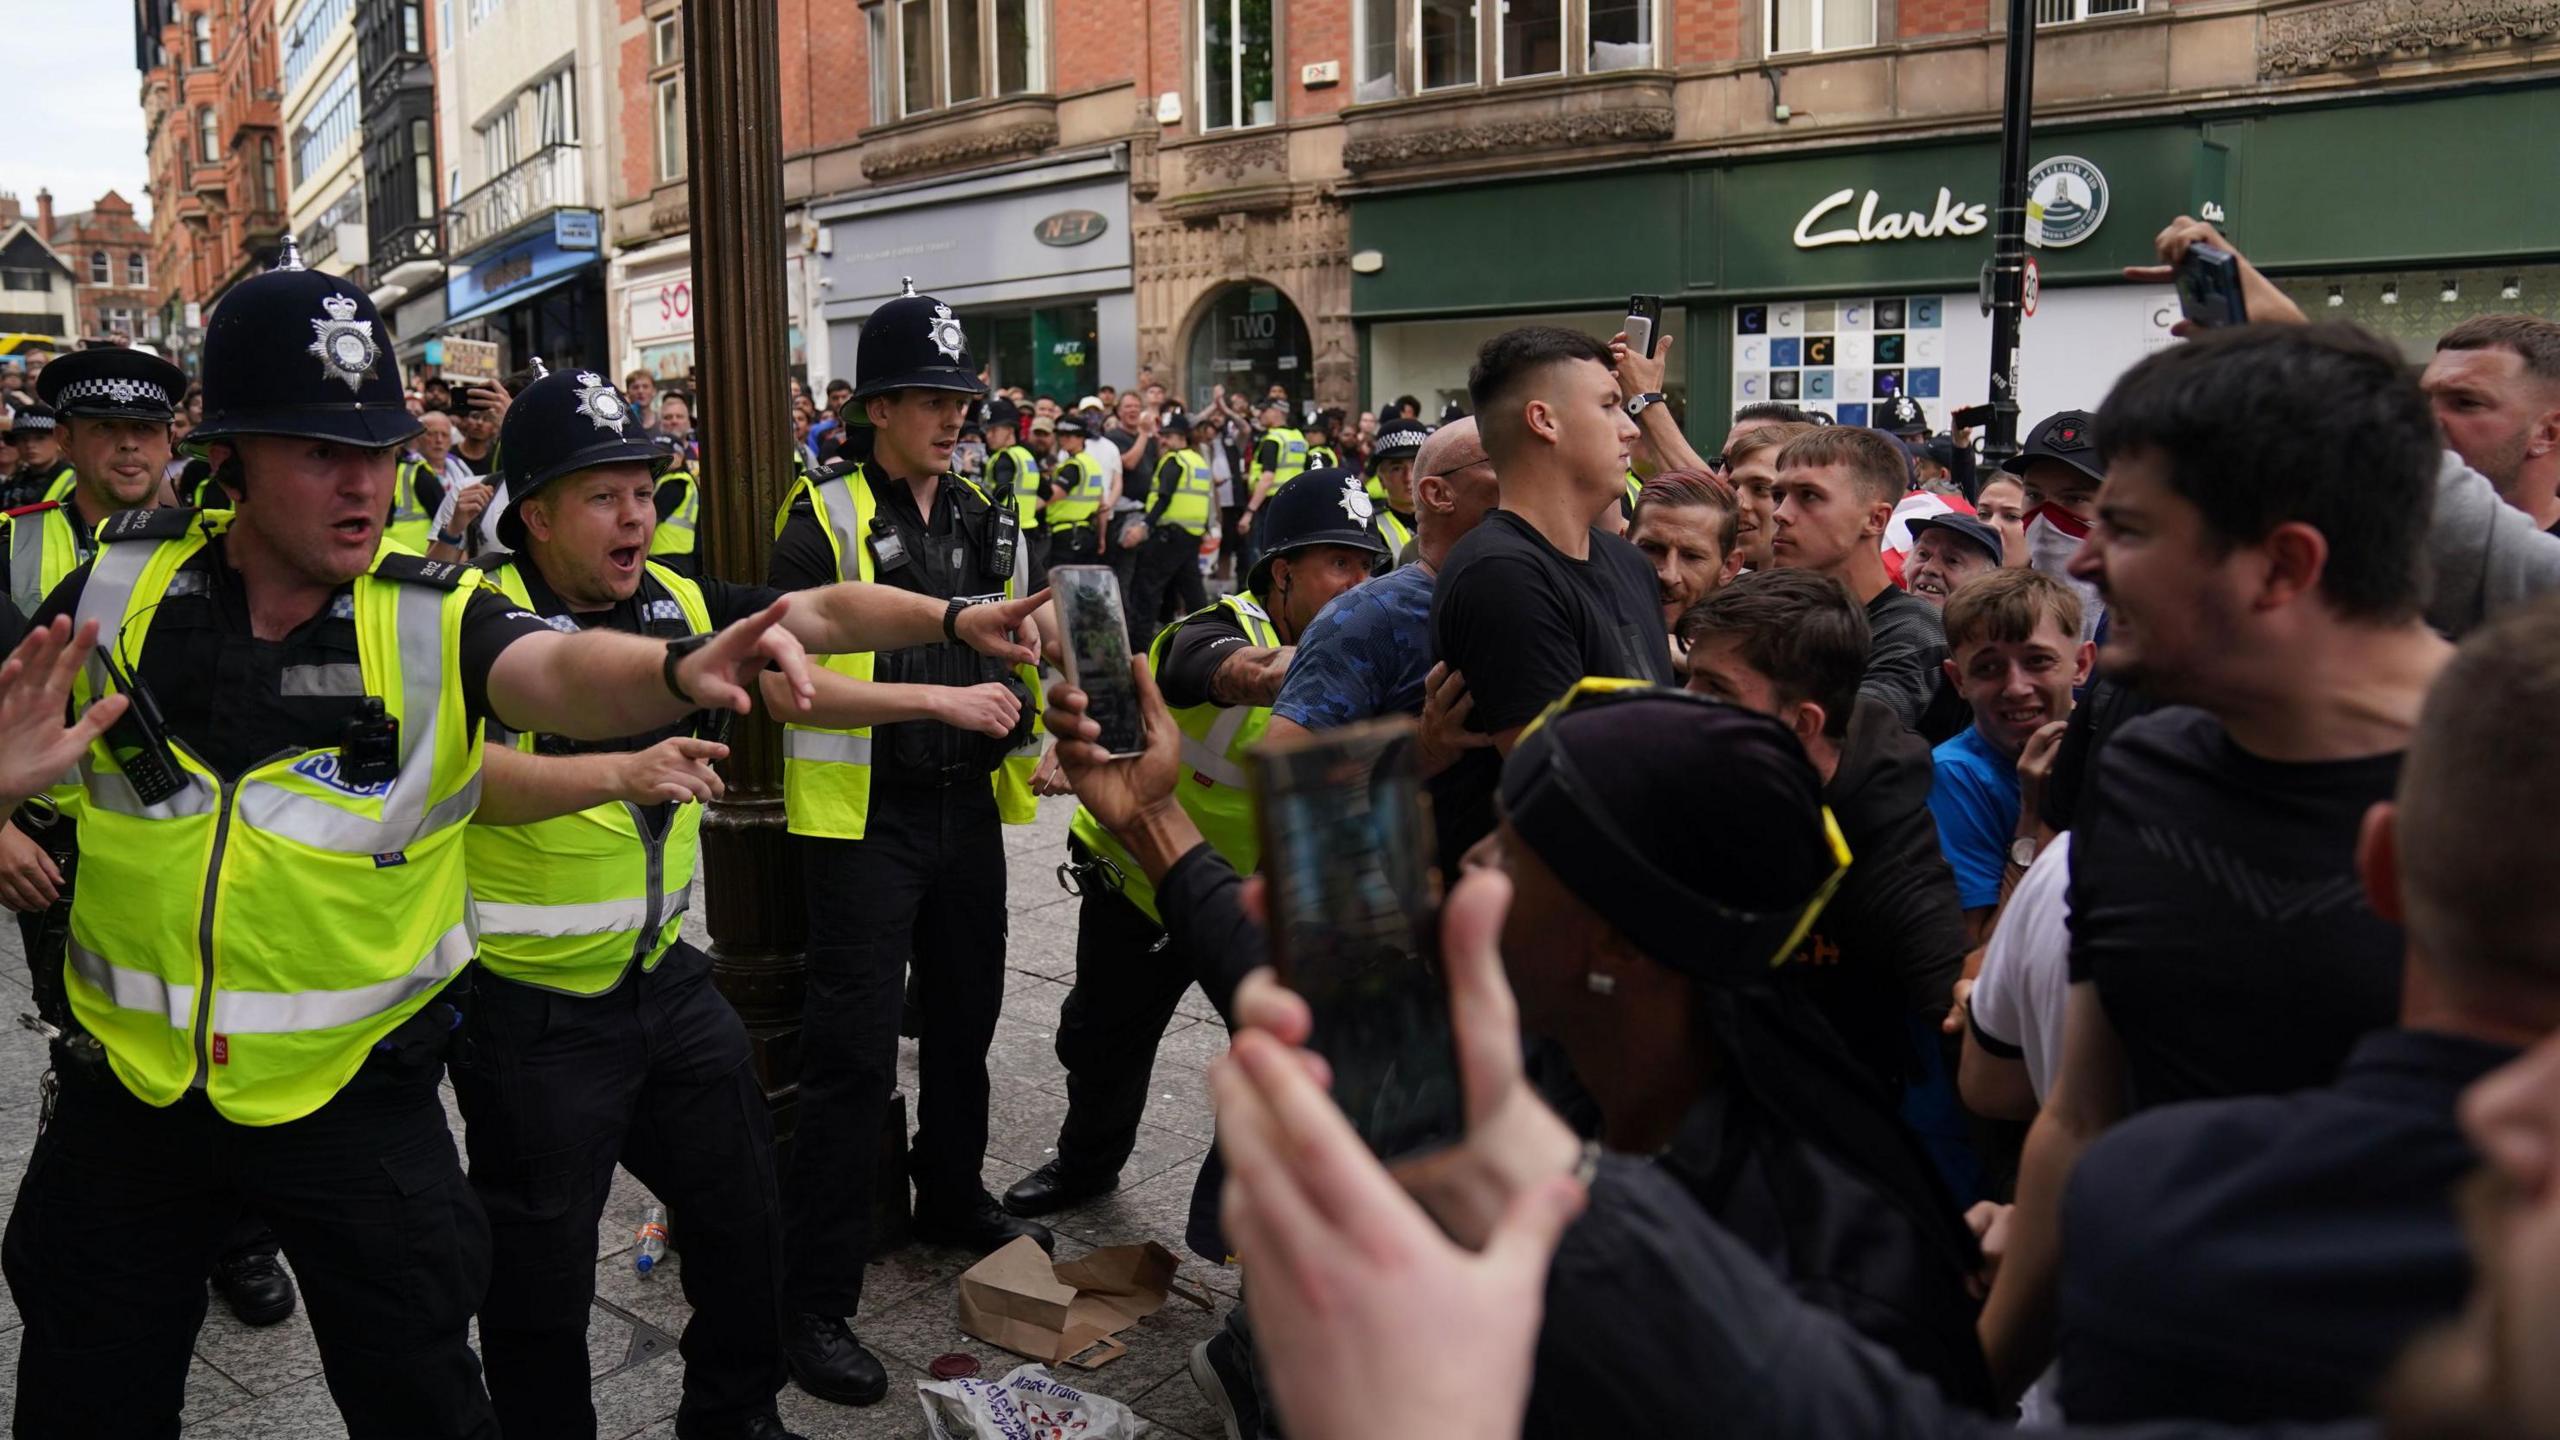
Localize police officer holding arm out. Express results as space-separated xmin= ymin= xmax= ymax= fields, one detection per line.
xmin=0 ymin=245 xmax=817 ymax=1440
xmin=771 ymin=279 xmax=1055 ymax=1409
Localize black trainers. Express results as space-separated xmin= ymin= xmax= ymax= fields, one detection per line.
xmin=210 ymin=1251 xmax=296 ymax=1328
xmin=913 ymin=1189 xmax=1055 ymax=1256
xmin=784 ymin=1312 xmax=888 ymax=1407
xmin=1189 ymin=1327 xmax=1268 ymax=1440
xmin=1001 ymin=1158 xmax=1119 ymax=1217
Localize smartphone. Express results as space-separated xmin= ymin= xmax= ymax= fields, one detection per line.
xmin=2175 ymin=243 xmax=2249 ymax=329
xmin=1624 ymin=294 xmax=1664 ymax=360
xmin=1254 ymin=718 xmax=1464 ymax=1161
xmin=1049 ymin=566 xmax=1144 ymax=758
xmin=1950 ymin=402 xmax=1995 ymax=430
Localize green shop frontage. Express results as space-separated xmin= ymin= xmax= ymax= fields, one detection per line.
xmin=1347 ymin=79 xmax=2560 ymax=447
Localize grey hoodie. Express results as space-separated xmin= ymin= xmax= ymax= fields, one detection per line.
xmin=2426 ymin=449 xmax=2560 ymax=637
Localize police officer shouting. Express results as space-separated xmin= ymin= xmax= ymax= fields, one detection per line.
xmin=1005 ymin=469 xmax=1384 ymax=1217
xmin=0 ymin=249 xmax=818 ymax=1440
xmin=771 ymin=279 xmax=1053 ymax=1408
xmin=1123 ymin=410 xmax=1219 ymax=648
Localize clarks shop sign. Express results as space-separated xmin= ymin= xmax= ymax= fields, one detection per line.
xmin=1789 ymin=157 xmax=2109 ymax=251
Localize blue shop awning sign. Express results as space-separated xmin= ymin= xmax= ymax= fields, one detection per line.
xmin=447 ymin=212 xmax=601 ymax=318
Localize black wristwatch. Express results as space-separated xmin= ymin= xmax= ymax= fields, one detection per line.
xmin=943 ymin=595 xmax=974 ymax=643
xmin=663 ymin=632 xmax=711 ymax=703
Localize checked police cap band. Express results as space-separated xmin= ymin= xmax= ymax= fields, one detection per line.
xmin=38 ymin=347 xmax=186 ymax=425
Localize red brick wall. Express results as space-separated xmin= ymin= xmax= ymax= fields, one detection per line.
xmin=1144 ymin=0 xmax=1187 ymax=131
xmin=1901 ymin=0 xmax=1987 ymax=38
xmin=1673 ymin=0 xmax=1749 ymax=63
xmin=783 ymin=0 xmax=865 ymax=154
xmin=616 ymin=0 xmax=653 ymax=201
xmin=1291 ymin=0 xmax=1352 ymax=117
xmin=1056 ymin=0 xmax=1141 ymax=104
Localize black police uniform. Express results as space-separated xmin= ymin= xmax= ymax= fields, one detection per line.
xmin=442 ymin=368 xmax=797 ymax=1440
xmin=1122 ymin=419 xmax=1215 ymax=648
xmin=1 ymin=405 xmax=71 ymax=510
xmin=0 ymin=250 xmax=556 ymax=1440
xmin=768 ymin=282 xmax=1047 ymax=1401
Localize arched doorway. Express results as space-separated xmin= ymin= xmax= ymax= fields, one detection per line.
xmin=1184 ymin=280 xmax=1312 ymax=413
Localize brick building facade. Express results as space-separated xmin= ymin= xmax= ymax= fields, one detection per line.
xmin=136 ymin=0 xmax=293 ymax=371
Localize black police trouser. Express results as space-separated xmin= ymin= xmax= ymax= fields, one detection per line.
xmin=449 ymin=942 xmax=783 ymax=1439
xmin=1049 ymin=523 xmax=1103 ymax=573
xmin=2 ymin=1016 xmax=495 ymax=1440
xmin=1127 ymin=527 xmax=1208 ymax=650
xmin=1049 ymin=847 xmax=1195 ymax=1179
xmin=785 ymin=776 xmax=1007 ymax=1319
xmin=1020 ymin=525 xmax=1052 ymax=597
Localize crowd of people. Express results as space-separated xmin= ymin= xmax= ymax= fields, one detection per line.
xmin=0 ymin=209 xmax=2557 ymax=1440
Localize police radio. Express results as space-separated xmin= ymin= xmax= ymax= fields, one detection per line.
xmin=990 ymin=495 xmax=1021 ymax=581
xmin=92 ymin=648 xmax=183 ymax=806
xmin=338 ymin=698 xmax=400 ymax=789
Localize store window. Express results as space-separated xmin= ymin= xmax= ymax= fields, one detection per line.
xmin=1186 ymin=281 xmax=1311 ymax=410
xmin=870 ymin=0 xmax=1042 ymax=120
xmin=1767 ymin=0 xmax=1874 ymax=53
xmin=128 ymin=252 xmax=148 ymax=287
xmin=1200 ymin=0 xmax=1276 ymax=131
xmin=1358 ymin=0 xmax=1651 ymax=96
xmin=976 ymin=302 xmax=1100 ymax=400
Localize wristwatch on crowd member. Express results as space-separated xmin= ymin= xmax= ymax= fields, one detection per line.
xmin=2008 ymin=833 xmax=2040 ymax=871
xmin=1625 ymin=392 xmax=1666 ymax=421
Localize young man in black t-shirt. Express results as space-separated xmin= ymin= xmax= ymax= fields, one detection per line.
xmin=1977 ymin=317 xmax=2458 ymax=1403
xmin=1431 ymin=327 xmax=1669 ymax=865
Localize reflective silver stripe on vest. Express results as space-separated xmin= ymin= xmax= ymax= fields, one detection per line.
xmin=234 ymin=774 xmax=483 ymax=855
xmin=812 ymin=475 xmax=862 ymax=570
xmin=280 ymin=663 xmax=366 ymax=697
xmin=475 ymin=881 xmax=692 ymax=939
xmin=784 ymin=729 xmax=874 ymax=765
xmin=67 ymin=938 xmax=199 ymax=1027
xmin=9 ymin=511 xmax=49 ymax=619
xmin=207 ymin=919 xmax=475 ymax=1035
xmin=1182 ymin=701 xmax=1255 ymax=789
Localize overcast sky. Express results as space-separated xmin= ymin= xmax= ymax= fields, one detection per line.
xmin=18 ymin=9 xmax=154 ymax=225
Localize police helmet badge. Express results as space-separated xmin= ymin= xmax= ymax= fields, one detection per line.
xmin=927 ymin=302 xmax=967 ymax=363
xmin=1337 ymin=476 xmax=1374 ymax=523
xmin=573 ymin=371 xmax=630 ymax=435
xmin=307 ymin=293 xmax=381 ymax=394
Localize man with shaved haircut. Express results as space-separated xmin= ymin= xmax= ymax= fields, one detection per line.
xmin=1769 ymin=426 xmax=1952 ymax=733
xmin=2422 ymin=315 xmax=2560 ymax=532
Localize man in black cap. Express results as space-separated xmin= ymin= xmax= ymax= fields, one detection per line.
xmin=1 ymin=403 xmax=69 ymax=510
xmin=0 ymin=240 xmax=823 ymax=1440
xmin=1123 ymin=410 xmax=1220 ymax=646
xmin=2004 ymin=408 xmax=2107 ymax=640
xmin=767 ymin=278 xmax=1056 ymax=1408
xmin=1364 ymin=417 xmax=1429 ymax=563
xmin=1902 ymin=511 xmax=2004 ymax=608
xmin=450 ymin=365 xmax=1042 ymax=1440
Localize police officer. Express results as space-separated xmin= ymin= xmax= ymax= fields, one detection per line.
xmin=1234 ymin=400 xmax=1307 ymax=545
xmin=1303 ymin=408 xmax=1342 ymax=472
xmin=1364 ymin=417 xmax=1429 ymax=564
xmin=1044 ymin=414 xmax=1109 ymax=570
xmin=769 ymin=278 xmax=1053 ymax=1407
xmin=1125 ymin=410 xmax=1218 ymax=647
xmin=0 ymin=243 xmax=819 ymax=1440
xmin=0 ymin=403 xmax=70 ymax=509
xmin=985 ymin=399 xmax=1050 ymax=593
xmin=1880 ymin=392 xmax=1977 ymax=500
xmin=1005 ymin=469 xmax=1385 ymax=1217
xmin=649 ymin=436 xmax=705 ymax=576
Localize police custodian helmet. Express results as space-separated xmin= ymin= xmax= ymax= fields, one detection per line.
xmin=1248 ymin=467 xmax=1392 ymax=594
xmin=495 ymin=362 xmax=668 ymax=548
xmin=190 ymin=236 xmax=419 ymax=451
xmin=852 ymin=278 xmax=987 ymax=401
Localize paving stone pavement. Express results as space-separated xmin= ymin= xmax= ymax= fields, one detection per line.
xmin=0 ymin=798 xmax=1243 ymax=1438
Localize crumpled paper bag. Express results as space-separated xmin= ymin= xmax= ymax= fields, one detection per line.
xmin=919 ymin=1361 xmax=1149 ymax=1439
xmin=955 ymin=1235 xmax=1208 ymax=1368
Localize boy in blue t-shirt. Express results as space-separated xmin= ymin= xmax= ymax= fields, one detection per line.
xmin=1926 ymin=565 xmax=2093 ymax=941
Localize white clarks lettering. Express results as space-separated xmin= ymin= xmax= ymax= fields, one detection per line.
xmin=1792 ymin=186 xmax=1991 ymax=249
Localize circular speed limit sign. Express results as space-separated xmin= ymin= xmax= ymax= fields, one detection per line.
xmin=2023 ymin=254 xmax=2041 ymax=318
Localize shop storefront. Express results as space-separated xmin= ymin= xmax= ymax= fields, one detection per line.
xmin=812 ymin=150 xmax=1134 ymax=399
xmin=1349 ymin=80 xmax=2560 ymax=445
xmin=613 ymin=237 xmax=695 ymax=384
xmin=442 ymin=208 xmax=610 ymax=376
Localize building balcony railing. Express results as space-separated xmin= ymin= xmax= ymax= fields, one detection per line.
xmin=370 ymin=218 xmax=441 ymax=273
xmin=446 ymin=142 xmax=583 ymax=257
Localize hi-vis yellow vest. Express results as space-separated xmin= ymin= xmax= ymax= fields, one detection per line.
xmin=649 ymin=469 xmax=701 ymax=559
xmin=5 ymin=500 xmax=92 ymax=621
xmin=1068 ymin=592 xmax=1278 ymax=922
xmin=776 ymin=464 xmax=1041 ymax=840
xmin=386 ymin=457 xmax=435 ymax=555
xmin=1151 ymin=447 xmax=1215 ymax=535
xmin=994 ymin=445 xmax=1041 ymax=527
xmin=1373 ymin=507 xmax=1414 ymax=558
xmin=1252 ymin=428 xmax=1307 ymax=496
xmin=1047 ymin=451 xmax=1105 ymax=529
xmin=466 ymin=560 xmax=707 ymax=996
xmin=65 ymin=509 xmax=485 ymax=1126
xmin=38 ymin=463 xmax=75 ymax=505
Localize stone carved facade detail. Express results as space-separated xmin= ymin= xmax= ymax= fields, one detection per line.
xmin=859 ymin=120 xmax=1058 ymax=182
xmin=1341 ymin=105 xmax=1675 ymax=171
xmin=1133 ymin=197 xmax=1355 ymax=409
xmin=1183 ymin=134 xmax=1289 ymax=185
xmin=2260 ymin=0 xmax=2560 ymax=76
xmin=1130 ymin=104 xmax=1162 ymax=201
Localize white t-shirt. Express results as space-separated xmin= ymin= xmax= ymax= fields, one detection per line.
xmin=1969 ymin=831 xmax=2073 ymax=1101
xmin=1082 ymin=435 xmax=1122 ymax=503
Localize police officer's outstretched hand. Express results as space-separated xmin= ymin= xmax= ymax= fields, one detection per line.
xmin=953 ymin=588 xmax=1049 ymax=666
xmin=681 ymin=598 xmax=817 ymax=714
xmin=611 ymin=736 xmax=729 ymax=805
xmin=0 ymin=616 xmax=129 ymax=829
xmin=935 ymin=682 xmax=1023 ymax=740
xmin=1043 ymin=656 xmax=1180 ymax=836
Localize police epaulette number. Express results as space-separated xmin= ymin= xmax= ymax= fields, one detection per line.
xmin=98 ymin=507 xmax=199 ymax=543
xmin=373 ymin=553 xmax=472 ymax=590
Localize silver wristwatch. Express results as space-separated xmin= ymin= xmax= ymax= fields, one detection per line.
xmin=1624 ymin=392 xmax=1665 ymax=420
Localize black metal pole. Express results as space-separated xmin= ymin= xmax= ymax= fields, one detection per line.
xmin=1982 ymin=0 xmax=2037 ymax=467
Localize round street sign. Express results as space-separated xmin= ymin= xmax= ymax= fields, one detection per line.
xmin=2023 ymin=255 xmax=2041 ymax=318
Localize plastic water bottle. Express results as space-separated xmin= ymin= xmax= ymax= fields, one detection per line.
xmin=634 ymin=1205 xmax=668 ymax=1277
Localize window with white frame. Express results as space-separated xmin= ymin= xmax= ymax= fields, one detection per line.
xmin=479 ymin=105 xmax=518 ymax=177
xmin=127 ymin=252 xmax=147 ymax=287
xmin=410 ymin=118 xmax=436 ymax=217
xmin=1418 ymin=0 xmax=1476 ymax=89
xmin=89 ymin=252 xmax=110 ymax=285
xmin=257 ymin=136 xmax=280 ymax=209
xmin=869 ymin=0 xmax=1042 ymax=120
xmin=655 ymin=74 xmax=686 ymax=181
xmin=290 ymin=61 xmax=359 ymax=185
xmin=653 ymin=14 xmax=680 ymax=66
xmin=283 ymin=0 xmax=355 ymax=94
xmin=191 ymin=12 xmax=213 ymax=66
xmin=1199 ymin=0 xmax=1275 ymax=131
xmin=2034 ymin=0 xmax=2136 ymax=20
xmin=1355 ymin=0 xmax=1398 ymax=101
xmin=1767 ymin=0 xmax=1873 ymax=53
xmin=437 ymin=0 xmax=450 ymax=48
xmin=1587 ymin=0 xmax=1653 ymax=68
xmin=468 ymin=0 xmax=503 ymax=26
xmin=1356 ymin=0 xmax=1652 ymax=97
xmin=197 ymin=105 xmax=221 ymax=164
xmin=532 ymin=67 xmax=577 ymax=147
xmin=1499 ymin=0 xmax=1562 ymax=79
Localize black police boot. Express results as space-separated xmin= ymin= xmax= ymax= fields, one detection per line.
xmin=1001 ymin=1158 xmax=1119 ymax=1217
xmin=210 ymin=1251 xmax=297 ymax=1328
xmin=673 ymin=1413 xmax=808 ymax=1440
xmin=913 ymin=1190 xmax=1056 ymax=1256
xmin=784 ymin=1313 xmax=888 ymax=1408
